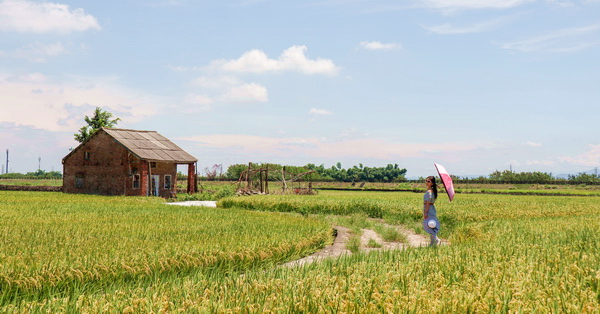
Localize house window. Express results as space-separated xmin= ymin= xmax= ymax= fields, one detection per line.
xmin=164 ymin=175 xmax=172 ymax=190
xmin=75 ymin=176 xmax=84 ymax=188
xmin=133 ymin=174 xmax=140 ymax=189
xmin=150 ymin=162 xmax=157 ymax=168
xmin=84 ymin=152 xmax=91 ymax=160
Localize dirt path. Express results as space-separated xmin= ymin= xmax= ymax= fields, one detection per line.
xmin=167 ymin=201 xmax=449 ymax=267
xmin=283 ymin=224 xmax=448 ymax=268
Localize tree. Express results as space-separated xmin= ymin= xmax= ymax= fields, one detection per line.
xmin=568 ymin=172 xmax=600 ymax=184
xmin=74 ymin=107 xmax=121 ymax=143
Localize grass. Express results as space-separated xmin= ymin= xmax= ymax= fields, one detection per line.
xmin=172 ymin=184 xmax=237 ymax=201
xmin=366 ymin=238 xmax=382 ymax=248
xmin=0 ymin=190 xmax=599 ymax=312
xmin=346 ymin=235 xmax=362 ymax=253
xmin=0 ymin=178 xmax=62 ymax=186
xmin=374 ymin=224 xmax=407 ymax=243
xmin=0 ymin=191 xmax=331 ymax=303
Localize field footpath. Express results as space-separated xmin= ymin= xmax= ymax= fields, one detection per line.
xmin=168 ymin=201 xmax=448 ymax=268
xmin=283 ymin=223 xmax=449 ymax=268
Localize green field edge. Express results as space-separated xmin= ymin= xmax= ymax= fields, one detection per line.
xmin=315 ymin=187 xmax=600 ymax=197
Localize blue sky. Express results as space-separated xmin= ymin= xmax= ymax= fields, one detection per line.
xmin=1 ymin=0 xmax=599 ymax=178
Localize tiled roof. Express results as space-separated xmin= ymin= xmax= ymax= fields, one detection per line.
xmin=103 ymin=128 xmax=197 ymax=163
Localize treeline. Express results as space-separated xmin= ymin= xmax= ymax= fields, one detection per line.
xmin=0 ymin=170 xmax=63 ymax=179
xmin=305 ymin=163 xmax=407 ymax=183
xmin=454 ymin=170 xmax=600 ymax=185
xmin=193 ymin=162 xmax=408 ymax=183
xmin=193 ymin=166 xmax=599 ymax=185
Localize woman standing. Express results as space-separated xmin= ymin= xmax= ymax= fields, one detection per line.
xmin=423 ymin=176 xmax=441 ymax=247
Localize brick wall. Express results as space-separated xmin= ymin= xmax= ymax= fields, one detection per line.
xmin=63 ymin=131 xmax=129 ymax=195
xmin=126 ymin=158 xmax=176 ymax=197
xmin=63 ymin=130 xmax=178 ymax=197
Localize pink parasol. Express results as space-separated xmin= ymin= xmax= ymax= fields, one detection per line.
xmin=434 ymin=163 xmax=455 ymax=202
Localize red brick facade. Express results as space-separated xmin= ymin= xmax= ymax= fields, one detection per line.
xmin=62 ymin=130 xmax=192 ymax=197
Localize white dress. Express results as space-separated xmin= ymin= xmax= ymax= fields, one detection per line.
xmin=422 ymin=190 xmax=440 ymax=235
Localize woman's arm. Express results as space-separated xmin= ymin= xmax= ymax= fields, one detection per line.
xmin=423 ymin=190 xmax=432 ymax=219
xmin=423 ymin=202 xmax=431 ymax=219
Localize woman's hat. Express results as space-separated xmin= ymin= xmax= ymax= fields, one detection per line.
xmin=427 ymin=219 xmax=437 ymax=229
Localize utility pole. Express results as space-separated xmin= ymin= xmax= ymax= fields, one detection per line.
xmin=5 ymin=149 xmax=8 ymax=174
xmin=38 ymin=156 xmax=41 ymax=171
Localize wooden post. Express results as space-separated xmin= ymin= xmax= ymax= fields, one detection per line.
xmin=247 ymin=162 xmax=252 ymax=188
xmin=195 ymin=161 xmax=199 ymax=193
xmin=258 ymin=169 xmax=263 ymax=193
xmin=187 ymin=162 xmax=196 ymax=194
xmin=148 ymin=161 xmax=153 ymax=196
xmin=282 ymin=166 xmax=287 ymax=193
xmin=265 ymin=164 xmax=269 ymax=194
xmin=140 ymin=161 xmax=149 ymax=196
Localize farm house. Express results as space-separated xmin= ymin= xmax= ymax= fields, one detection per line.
xmin=62 ymin=128 xmax=198 ymax=197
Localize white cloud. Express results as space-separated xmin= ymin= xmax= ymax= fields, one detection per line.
xmin=0 ymin=123 xmax=74 ymax=172
xmin=183 ymin=94 xmax=213 ymax=112
xmin=0 ymin=0 xmax=101 ymax=33
xmin=211 ymin=45 xmax=340 ymax=75
xmin=523 ymin=141 xmax=542 ymax=147
xmin=499 ymin=24 xmax=600 ymax=53
xmin=217 ymin=49 xmax=278 ymax=73
xmin=220 ymin=83 xmax=268 ymax=103
xmin=190 ymin=76 xmax=244 ymax=90
xmin=417 ymin=0 xmax=533 ymax=11
xmin=2 ymin=72 xmax=47 ymax=83
xmin=188 ymin=76 xmax=268 ymax=105
xmin=559 ymin=144 xmax=600 ymax=167
xmin=148 ymin=0 xmax=187 ymax=7
xmin=309 ymin=108 xmax=332 ymax=115
xmin=359 ymin=41 xmax=401 ymax=51
xmin=526 ymin=159 xmax=556 ymax=166
xmin=422 ymin=17 xmax=510 ymax=34
xmin=179 ymin=134 xmax=482 ymax=160
xmin=337 ymin=127 xmax=360 ymax=139
xmin=546 ymin=0 xmax=576 ymax=7
xmin=184 ymin=94 xmax=213 ymax=106
xmin=182 ymin=46 xmax=339 ymax=108
xmin=0 ymin=74 xmax=162 ymax=132
xmin=168 ymin=65 xmax=203 ymax=72
xmin=3 ymin=41 xmax=66 ymax=63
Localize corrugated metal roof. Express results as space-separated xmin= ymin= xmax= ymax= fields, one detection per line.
xmin=103 ymin=128 xmax=197 ymax=163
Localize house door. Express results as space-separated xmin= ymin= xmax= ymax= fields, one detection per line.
xmin=151 ymin=175 xmax=160 ymax=196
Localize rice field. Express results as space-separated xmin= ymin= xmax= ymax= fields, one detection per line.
xmin=0 ymin=190 xmax=598 ymax=312
xmin=0 ymin=192 xmax=330 ymax=304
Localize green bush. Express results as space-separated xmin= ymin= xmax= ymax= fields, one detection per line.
xmin=175 ymin=185 xmax=236 ymax=201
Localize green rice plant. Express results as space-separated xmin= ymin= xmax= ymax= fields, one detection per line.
xmin=174 ymin=185 xmax=236 ymax=201
xmin=219 ymin=193 xmax=390 ymax=218
xmin=325 ymin=213 xmax=373 ymax=234
xmin=366 ymin=239 xmax=382 ymax=248
xmin=0 ymin=191 xmax=331 ymax=300
xmin=2 ymin=191 xmax=600 ymax=312
xmin=0 ymin=179 xmax=62 ymax=186
xmin=24 ymin=211 xmax=597 ymax=313
xmin=346 ymin=235 xmax=361 ymax=254
xmin=220 ymin=190 xmax=600 ymax=238
xmin=373 ymin=224 xmax=407 ymax=243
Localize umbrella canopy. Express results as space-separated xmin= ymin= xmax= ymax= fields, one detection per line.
xmin=434 ymin=163 xmax=455 ymax=202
